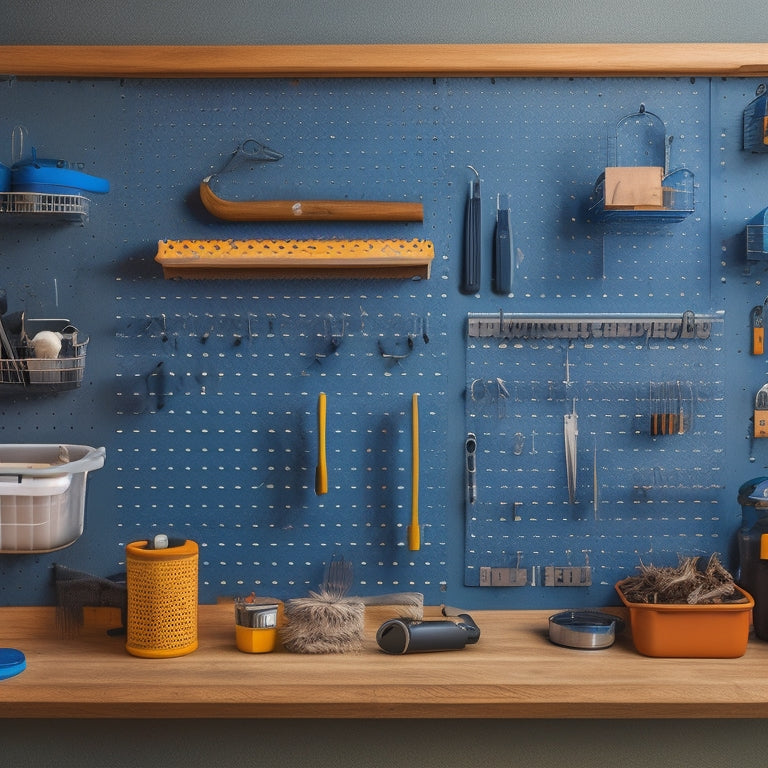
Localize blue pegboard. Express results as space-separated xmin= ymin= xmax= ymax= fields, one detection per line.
xmin=0 ymin=74 xmax=763 ymax=609
xmin=464 ymin=312 xmax=725 ymax=594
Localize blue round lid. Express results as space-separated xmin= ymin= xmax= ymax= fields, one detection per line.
xmin=0 ymin=648 xmax=26 ymax=680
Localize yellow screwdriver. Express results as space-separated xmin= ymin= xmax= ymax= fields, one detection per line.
xmin=315 ymin=392 xmax=328 ymax=495
xmin=408 ymin=393 xmax=421 ymax=551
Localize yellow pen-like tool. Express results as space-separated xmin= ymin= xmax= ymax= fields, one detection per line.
xmin=408 ymin=392 xmax=421 ymax=551
xmin=315 ymin=392 xmax=328 ymax=495
xmin=752 ymin=305 xmax=765 ymax=356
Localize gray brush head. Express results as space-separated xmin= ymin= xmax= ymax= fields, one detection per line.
xmin=281 ymin=591 xmax=365 ymax=654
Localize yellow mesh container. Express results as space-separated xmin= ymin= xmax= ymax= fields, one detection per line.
xmin=125 ymin=539 xmax=198 ymax=658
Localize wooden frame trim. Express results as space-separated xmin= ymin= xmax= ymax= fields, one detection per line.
xmin=2 ymin=43 xmax=768 ymax=78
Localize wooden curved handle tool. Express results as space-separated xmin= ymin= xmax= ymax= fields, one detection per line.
xmin=200 ymin=180 xmax=423 ymax=222
xmin=408 ymin=392 xmax=421 ymax=551
xmin=315 ymin=392 xmax=328 ymax=495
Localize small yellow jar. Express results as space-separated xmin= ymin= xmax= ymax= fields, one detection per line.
xmin=235 ymin=624 xmax=278 ymax=653
xmin=233 ymin=596 xmax=283 ymax=653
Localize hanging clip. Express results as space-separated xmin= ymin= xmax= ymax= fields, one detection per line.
xmin=755 ymin=383 xmax=768 ymax=438
xmin=675 ymin=309 xmax=696 ymax=340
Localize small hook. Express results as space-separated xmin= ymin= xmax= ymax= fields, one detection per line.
xmin=238 ymin=139 xmax=284 ymax=162
xmin=212 ymin=139 xmax=284 ymax=178
xmin=677 ymin=309 xmax=696 ymax=339
xmin=377 ymin=338 xmax=412 ymax=362
xmin=469 ymin=377 xmax=487 ymax=402
xmin=315 ymin=315 xmax=346 ymax=362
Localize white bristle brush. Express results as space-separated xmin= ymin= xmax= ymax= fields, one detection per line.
xmin=359 ymin=592 xmax=424 ymax=622
xmin=30 ymin=330 xmax=63 ymax=359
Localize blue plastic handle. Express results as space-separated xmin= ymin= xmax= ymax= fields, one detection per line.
xmin=461 ymin=169 xmax=481 ymax=294
xmin=493 ymin=196 xmax=513 ymax=294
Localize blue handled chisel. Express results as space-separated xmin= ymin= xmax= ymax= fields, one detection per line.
xmin=461 ymin=166 xmax=481 ymax=294
xmin=493 ymin=193 xmax=513 ymax=294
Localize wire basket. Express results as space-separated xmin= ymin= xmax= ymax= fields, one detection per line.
xmin=0 ymin=318 xmax=88 ymax=394
xmin=0 ymin=191 xmax=90 ymax=222
xmin=747 ymin=207 xmax=768 ymax=261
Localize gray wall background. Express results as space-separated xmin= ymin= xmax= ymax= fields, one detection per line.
xmin=3 ymin=2 xmax=768 ymax=766
xmin=2 ymin=0 xmax=767 ymax=45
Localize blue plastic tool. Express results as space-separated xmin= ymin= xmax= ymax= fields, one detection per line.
xmin=493 ymin=193 xmax=513 ymax=294
xmin=11 ymin=148 xmax=109 ymax=196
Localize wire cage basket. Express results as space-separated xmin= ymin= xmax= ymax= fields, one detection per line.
xmin=0 ymin=192 xmax=90 ymax=223
xmin=743 ymin=84 xmax=768 ymax=154
xmin=588 ymin=105 xmax=695 ymax=224
xmin=747 ymin=206 xmax=768 ymax=262
xmin=0 ymin=317 xmax=88 ymax=394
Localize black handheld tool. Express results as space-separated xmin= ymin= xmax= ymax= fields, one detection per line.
xmin=493 ymin=193 xmax=513 ymax=294
xmin=376 ymin=609 xmax=480 ymax=654
xmin=461 ymin=166 xmax=481 ymax=294
xmin=465 ymin=432 xmax=477 ymax=504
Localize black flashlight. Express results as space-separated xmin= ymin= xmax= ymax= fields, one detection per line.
xmin=376 ymin=611 xmax=480 ymax=654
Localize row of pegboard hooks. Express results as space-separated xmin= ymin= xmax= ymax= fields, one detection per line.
xmin=135 ymin=310 xmax=431 ymax=365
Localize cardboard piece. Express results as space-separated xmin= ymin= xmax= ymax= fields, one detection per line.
xmin=603 ymin=166 xmax=664 ymax=209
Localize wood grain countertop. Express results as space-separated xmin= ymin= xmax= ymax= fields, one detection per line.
xmin=0 ymin=605 xmax=766 ymax=719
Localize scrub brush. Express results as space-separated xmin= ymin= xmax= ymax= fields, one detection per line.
xmin=358 ymin=592 xmax=425 ymax=624
xmin=280 ymin=556 xmax=364 ymax=654
xmin=30 ymin=330 xmax=62 ymax=359
xmin=53 ymin=564 xmax=126 ymax=637
xmin=280 ymin=592 xmax=365 ymax=654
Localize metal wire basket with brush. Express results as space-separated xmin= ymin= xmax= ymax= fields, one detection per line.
xmin=0 ymin=315 xmax=88 ymax=393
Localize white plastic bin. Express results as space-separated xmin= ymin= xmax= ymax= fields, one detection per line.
xmin=0 ymin=444 xmax=105 ymax=553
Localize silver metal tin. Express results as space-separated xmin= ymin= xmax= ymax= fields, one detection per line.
xmin=548 ymin=610 xmax=625 ymax=650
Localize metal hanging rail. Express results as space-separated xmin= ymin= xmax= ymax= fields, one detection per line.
xmin=467 ymin=310 xmax=724 ymax=341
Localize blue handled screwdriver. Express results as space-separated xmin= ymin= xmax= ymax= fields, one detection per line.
xmin=461 ymin=166 xmax=481 ymax=294
xmin=493 ymin=193 xmax=513 ymax=295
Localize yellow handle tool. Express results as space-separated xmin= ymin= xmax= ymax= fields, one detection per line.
xmin=315 ymin=392 xmax=328 ymax=495
xmin=752 ymin=305 xmax=765 ymax=356
xmin=408 ymin=393 xmax=421 ymax=551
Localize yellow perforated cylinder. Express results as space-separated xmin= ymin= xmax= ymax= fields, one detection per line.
xmin=125 ymin=539 xmax=198 ymax=658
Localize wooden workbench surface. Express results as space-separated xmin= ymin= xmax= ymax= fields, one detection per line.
xmin=1 ymin=605 xmax=767 ymax=719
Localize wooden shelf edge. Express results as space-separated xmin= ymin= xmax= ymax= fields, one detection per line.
xmin=3 ymin=43 xmax=768 ymax=78
xmin=158 ymin=265 xmax=431 ymax=280
xmin=155 ymin=238 xmax=435 ymax=280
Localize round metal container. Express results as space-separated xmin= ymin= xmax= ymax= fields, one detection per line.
xmin=548 ymin=610 xmax=624 ymax=650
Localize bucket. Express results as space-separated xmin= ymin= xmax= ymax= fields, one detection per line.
xmin=125 ymin=537 xmax=198 ymax=658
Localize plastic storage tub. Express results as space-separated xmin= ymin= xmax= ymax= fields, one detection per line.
xmin=616 ymin=579 xmax=754 ymax=658
xmin=0 ymin=444 xmax=105 ymax=553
